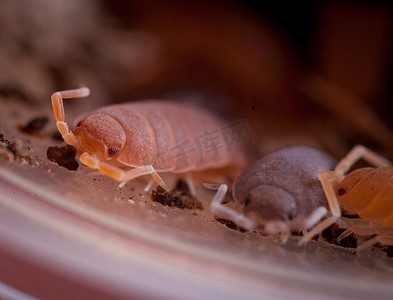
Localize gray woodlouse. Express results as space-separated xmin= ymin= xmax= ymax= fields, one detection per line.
xmin=207 ymin=145 xmax=337 ymax=236
xmin=300 ymin=145 xmax=393 ymax=249
xmin=51 ymin=87 xmax=247 ymax=191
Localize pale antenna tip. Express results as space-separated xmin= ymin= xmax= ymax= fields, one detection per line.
xmin=80 ymin=87 xmax=90 ymax=97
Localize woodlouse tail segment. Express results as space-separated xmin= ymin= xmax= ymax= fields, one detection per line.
xmin=51 ymin=87 xmax=90 ymax=146
xmin=206 ymin=183 xmax=258 ymax=230
xmin=334 ymin=145 xmax=392 ymax=180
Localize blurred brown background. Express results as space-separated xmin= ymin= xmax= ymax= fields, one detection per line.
xmin=1 ymin=0 xmax=392 ymax=160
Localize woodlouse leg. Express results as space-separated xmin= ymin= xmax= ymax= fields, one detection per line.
xmin=298 ymin=170 xmax=341 ymax=245
xmin=118 ymin=166 xmax=156 ymax=188
xmin=144 ymin=178 xmax=155 ymax=192
xmin=334 ymin=145 xmax=392 ymax=180
xmin=80 ymin=152 xmax=128 ymax=181
xmin=51 ymin=87 xmax=90 ymax=146
xmin=336 ymin=218 xmax=373 ymax=244
xmin=357 ymin=235 xmax=393 ymax=251
xmin=303 ymin=206 xmax=329 ymax=229
xmin=185 ymin=175 xmax=196 ymax=198
xmin=336 ymin=229 xmax=353 ymax=243
xmin=204 ymin=183 xmax=258 ymax=230
xmin=357 ymin=235 xmax=391 ymax=251
xmin=338 ymin=218 xmax=393 ymax=250
xmin=339 ymin=218 xmax=376 ymax=235
xmin=80 ymin=152 xmax=169 ymax=190
xmin=150 ymin=170 xmax=169 ymax=191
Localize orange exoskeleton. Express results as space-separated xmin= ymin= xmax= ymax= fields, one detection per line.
xmin=51 ymin=87 xmax=247 ymax=194
xmin=300 ymin=145 xmax=393 ymax=249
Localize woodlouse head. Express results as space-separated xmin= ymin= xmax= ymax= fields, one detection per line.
xmin=73 ymin=113 xmax=126 ymax=160
xmin=244 ymin=185 xmax=297 ymax=225
xmin=335 ymin=167 xmax=381 ymax=213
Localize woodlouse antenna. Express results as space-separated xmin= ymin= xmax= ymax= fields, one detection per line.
xmin=51 ymin=87 xmax=90 ymax=146
xmin=334 ymin=145 xmax=392 ymax=180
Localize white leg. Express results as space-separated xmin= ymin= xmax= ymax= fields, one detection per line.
xmin=357 ymin=235 xmax=393 ymax=252
xmin=303 ymin=206 xmax=329 ymax=229
xmin=298 ymin=170 xmax=342 ymax=245
xmin=150 ymin=170 xmax=169 ymax=191
xmin=144 ymin=178 xmax=155 ymax=192
xmin=204 ymin=183 xmax=258 ymax=230
xmin=334 ymin=145 xmax=392 ymax=180
xmin=185 ymin=175 xmax=196 ymax=197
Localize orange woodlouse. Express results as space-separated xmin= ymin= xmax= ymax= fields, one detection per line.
xmin=300 ymin=145 xmax=393 ymax=249
xmin=51 ymin=87 xmax=247 ymax=192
